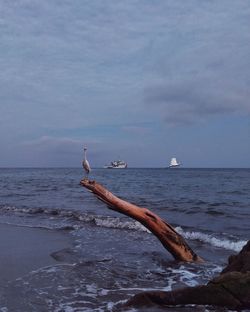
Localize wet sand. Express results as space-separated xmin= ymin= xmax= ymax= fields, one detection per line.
xmin=0 ymin=223 xmax=72 ymax=286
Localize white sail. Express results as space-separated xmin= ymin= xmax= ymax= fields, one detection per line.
xmin=169 ymin=157 xmax=180 ymax=168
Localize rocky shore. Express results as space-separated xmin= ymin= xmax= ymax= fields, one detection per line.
xmin=123 ymin=240 xmax=250 ymax=310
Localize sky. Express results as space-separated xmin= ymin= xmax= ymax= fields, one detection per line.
xmin=0 ymin=0 xmax=250 ymax=168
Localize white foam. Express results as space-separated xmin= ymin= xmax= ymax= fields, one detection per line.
xmin=175 ymin=226 xmax=247 ymax=252
xmin=170 ymin=266 xmax=200 ymax=287
xmin=163 ymin=276 xmax=175 ymax=291
xmin=99 ymin=289 xmax=109 ymax=296
xmin=55 ymin=303 xmax=96 ymax=312
xmin=106 ymin=300 xmax=128 ymax=312
xmin=86 ymin=283 xmax=98 ymax=294
xmin=94 ymin=217 xmax=150 ymax=233
xmin=107 ymin=300 xmax=137 ymax=312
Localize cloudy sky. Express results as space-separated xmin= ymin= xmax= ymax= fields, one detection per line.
xmin=0 ymin=0 xmax=249 ymax=167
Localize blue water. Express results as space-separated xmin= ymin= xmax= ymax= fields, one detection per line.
xmin=0 ymin=168 xmax=249 ymax=311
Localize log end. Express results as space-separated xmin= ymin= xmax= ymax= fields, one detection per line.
xmin=80 ymin=179 xmax=97 ymax=191
xmin=80 ymin=178 xmax=94 ymax=185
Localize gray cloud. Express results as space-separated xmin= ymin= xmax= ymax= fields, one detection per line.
xmin=121 ymin=125 xmax=150 ymax=135
xmin=22 ymin=136 xmax=83 ymax=153
xmin=0 ymin=0 xmax=249 ymax=166
xmin=145 ymin=78 xmax=250 ymax=125
xmin=143 ymin=1 xmax=250 ymax=125
xmin=16 ymin=136 xmax=104 ymax=167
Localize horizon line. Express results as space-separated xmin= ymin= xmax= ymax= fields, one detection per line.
xmin=0 ymin=166 xmax=250 ymax=169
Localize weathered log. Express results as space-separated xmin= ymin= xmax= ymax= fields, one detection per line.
xmin=80 ymin=179 xmax=249 ymax=310
xmin=122 ymin=240 xmax=250 ymax=310
xmin=80 ymin=179 xmax=203 ymax=262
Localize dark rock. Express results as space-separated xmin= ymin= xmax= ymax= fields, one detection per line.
xmin=50 ymin=248 xmax=78 ymax=263
xmin=123 ymin=241 xmax=250 ymax=310
xmin=221 ymin=240 xmax=250 ymax=273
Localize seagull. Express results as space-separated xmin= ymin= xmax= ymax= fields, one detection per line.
xmin=82 ymin=147 xmax=91 ymax=178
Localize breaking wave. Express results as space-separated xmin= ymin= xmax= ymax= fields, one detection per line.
xmin=175 ymin=226 xmax=247 ymax=252
xmin=93 ymin=217 xmax=150 ymax=233
xmin=0 ymin=205 xmax=246 ymax=251
xmin=0 ymin=205 xmax=150 ymax=233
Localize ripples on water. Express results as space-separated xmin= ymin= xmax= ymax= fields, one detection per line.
xmin=0 ymin=168 xmax=249 ymax=311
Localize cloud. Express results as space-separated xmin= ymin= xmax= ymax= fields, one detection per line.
xmin=0 ymin=0 xmax=250 ymax=167
xmin=1 ymin=0 xmax=250 ymax=131
xmin=16 ymin=136 xmax=106 ymax=167
xmin=145 ymin=78 xmax=250 ymax=125
xmin=121 ymin=125 xmax=150 ymax=135
xmin=22 ymin=136 xmax=83 ymax=154
xmin=142 ymin=1 xmax=250 ymax=125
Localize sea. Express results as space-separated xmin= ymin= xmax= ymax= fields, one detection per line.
xmin=0 ymin=168 xmax=249 ymax=311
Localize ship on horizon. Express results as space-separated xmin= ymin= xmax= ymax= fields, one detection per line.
xmin=104 ymin=159 xmax=128 ymax=169
xmin=169 ymin=157 xmax=181 ymax=168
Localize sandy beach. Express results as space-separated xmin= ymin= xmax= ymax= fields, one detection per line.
xmin=0 ymin=223 xmax=72 ymax=287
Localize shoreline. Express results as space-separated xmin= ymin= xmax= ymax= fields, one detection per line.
xmin=0 ymin=223 xmax=73 ymax=287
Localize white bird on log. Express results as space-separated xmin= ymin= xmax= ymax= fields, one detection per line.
xmin=82 ymin=147 xmax=91 ymax=178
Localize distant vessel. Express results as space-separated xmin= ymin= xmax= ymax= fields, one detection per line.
xmin=169 ymin=157 xmax=181 ymax=168
xmin=104 ymin=159 xmax=128 ymax=169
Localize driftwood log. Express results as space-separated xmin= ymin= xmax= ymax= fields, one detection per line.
xmin=80 ymin=179 xmax=250 ymax=310
xmin=80 ymin=179 xmax=203 ymax=262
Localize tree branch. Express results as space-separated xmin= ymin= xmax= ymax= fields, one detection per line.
xmin=80 ymin=179 xmax=203 ymax=262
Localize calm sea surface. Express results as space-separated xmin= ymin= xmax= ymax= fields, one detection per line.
xmin=0 ymin=168 xmax=249 ymax=311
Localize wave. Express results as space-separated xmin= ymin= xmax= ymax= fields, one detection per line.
xmin=175 ymin=226 xmax=247 ymax=252
xmin=0 ymin=205 xmax=247 ymax=252
xmin=0 ymin=205 xmax=150 ymax=233
xmin=93 ymin=217 xmax=150 ymax=233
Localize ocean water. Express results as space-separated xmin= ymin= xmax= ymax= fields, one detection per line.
xmin=0 ymin=168 xmax=249 ymax=311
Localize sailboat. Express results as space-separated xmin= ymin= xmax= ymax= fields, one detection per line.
xmin=169 ymin=157 xmax=181 ymax=168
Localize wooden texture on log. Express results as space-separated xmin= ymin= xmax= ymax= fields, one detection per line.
xmin=80 ymin=179 xmax=203 ymax=262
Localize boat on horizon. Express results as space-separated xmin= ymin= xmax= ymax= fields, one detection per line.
xmin=104 ymin=159 xmax=128 ymax=169
xmin=169 ymin=157 xmax=181 ymax=168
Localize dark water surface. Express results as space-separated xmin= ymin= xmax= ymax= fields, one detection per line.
xmin=0 ymin=168 xmax=249 ymax=311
